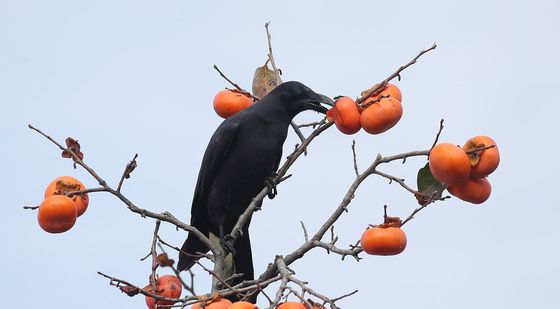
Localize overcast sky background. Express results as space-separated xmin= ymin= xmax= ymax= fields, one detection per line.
xmin=1 ymin=1 xmax=559 ymax=308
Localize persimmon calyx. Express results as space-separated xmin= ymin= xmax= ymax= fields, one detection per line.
xmin=53 ymin=180 xmax=82 ymax=200
xmin=464 ymin=141 xmax=496 ymax=166
xmin=369 ymin=216 xmax=402 ymax=229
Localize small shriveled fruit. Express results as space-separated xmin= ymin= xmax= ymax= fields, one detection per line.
xmin=213 ymin=90 xmax=254 ymax=118
xmin=329 ymin=96 xmax=361 ymax=134
xmin=145 ymin=275 xmax=182 ymax=309
xmin=429 ymin=143 xmax=471 ymax=186
xmin=463 ymin=135 xmax=500 ymax=179
xmin=448 ymin=177 xmax=492 ymax=204
xmin=38 ymin=195 xmax=77 ymax=233
xmin=361 ymin=225 xmax=407 ymax=256
xmin=44 ymin=176 xmax=89 ymax=217
xmin=360 ymin=97 xmax=403 ymax=134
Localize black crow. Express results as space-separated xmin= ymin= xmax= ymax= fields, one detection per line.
xmin=177 ymin=81 xmax=333 ymax=297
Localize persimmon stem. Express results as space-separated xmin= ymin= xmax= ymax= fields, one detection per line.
xmin=465 ymin=144 xmax=496 ymax=154
xmin=383 ymin=205 xmax=388 ymax=222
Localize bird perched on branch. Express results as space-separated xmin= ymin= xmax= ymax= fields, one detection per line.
xmin=177 ymin=81 xmax=333 ymax=300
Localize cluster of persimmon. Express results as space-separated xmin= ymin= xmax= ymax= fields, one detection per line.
xmin=211 ymin=84 xmax=405 ymax=137
xmin=36 ymin=176 xmax=89 ymax=234
xmin=429 ymin=136 xmax=500 ymax=204
xmin=143 ymin=278 xmax=263 ymax=309
xmin=327 ymin=83 xmax=403 ymax=135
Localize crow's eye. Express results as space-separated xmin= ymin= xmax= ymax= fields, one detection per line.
xmin=296 ymin=90 xmax=303 ymax=96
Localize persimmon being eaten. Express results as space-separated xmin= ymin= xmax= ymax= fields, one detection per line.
xmin=145 ymin=275 xmax=182 ymax=309
xmin=44 ymin=176 xmax=89 ymax=217
xmin=365 ymin=83 xmax=402 ymax=103
xmin=360 ymin=97 xmax=403 ymax=134
xmin=463 ymin=135 xmax=500 ymax=179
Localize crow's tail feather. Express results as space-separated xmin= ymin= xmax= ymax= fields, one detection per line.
xmin=177 ymin=233 xmax=209 ymax=271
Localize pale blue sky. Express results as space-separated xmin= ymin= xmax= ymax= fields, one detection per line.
xmin=1 ymin=1 xmax=559 ymax=308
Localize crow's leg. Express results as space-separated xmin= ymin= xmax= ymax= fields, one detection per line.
xmin=264 ymin=173 xmax=278 ymax=199
xmin=219 ymin=224 xmax=236 ymax=255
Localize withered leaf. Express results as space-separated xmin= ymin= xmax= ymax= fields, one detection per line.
xmin=61 ymin=137 xmax=84 ymax=162
xmin=124 ymin=154 xmax=139 ymax=179
xmin=156 ymin=253 xmax=175 ymax=267
xmin=120 ymin=285 xmax=140 ymax=297
xmin=252 ymin=60 xmax=282 ymax=99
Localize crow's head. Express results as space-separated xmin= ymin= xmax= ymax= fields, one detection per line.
xmin=268 ymin=81 xmax=334 ymax=116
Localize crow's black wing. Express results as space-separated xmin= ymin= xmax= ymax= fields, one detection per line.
xmin=177 ymin=119 xmax=240 ymax=272
xmin=190 ymin=119 xmax=240 ymax=228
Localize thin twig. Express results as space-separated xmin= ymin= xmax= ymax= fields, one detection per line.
xmin=117 ymin=153 xmax=138 ymax=192
xmin=372 ymin=170 xmax=417 ymax=195
xmin=264 ymin=22 xmax=305 ymax=143
xmin=28 ymin=124 xmax=107 ymax=187
xmin=300 ymin=221 xmax=309 ymax=242
xmin=265 ymin=21 xmax=281 ymax=84
xmin=430 ymin=119 xmax=445 ymax=150
xmin=351 ymin=140 xmax=359 ymax=177
xmin=213 ymin=65 xmax=260 ymax=101
xmin=356 ymin=43 xmax=437 ymax=104
xmin=401 ymin=192 xmax=450 ymax=226
xmin=297 ymin=121 xmax=323 ymax=129
xmin=330 ymin=289 xmax=359 ymax=302
xmin=148 ymin=220 xmax=161 ymax=298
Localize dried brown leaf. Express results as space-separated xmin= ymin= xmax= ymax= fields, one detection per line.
xmin=120 ymin=285 xmax=140 ymax=297
xmin=61 ymin=137 xmax=84 ymax=164
xmin=124 ymin=154 xmax=138 ymax=179
xmin=156 ymin=253 xmax=175 ymax=267
xmin=252 ymin=60 xmax=282 ymax=98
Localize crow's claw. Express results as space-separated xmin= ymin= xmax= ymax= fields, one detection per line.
xmin=264 ymin=176 xmax=278 ymax=199
xmin=220 ymin=235 xmax=236 ymax=255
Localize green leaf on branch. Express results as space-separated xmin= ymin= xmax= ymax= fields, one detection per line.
xmin=416 ymin=163 xmax=446 ymax=205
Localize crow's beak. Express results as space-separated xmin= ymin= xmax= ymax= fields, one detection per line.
xmin=305 ymin=92 xmax=334 ymax=114
xmin=318 ymin=93 xmax=335 ymax=107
